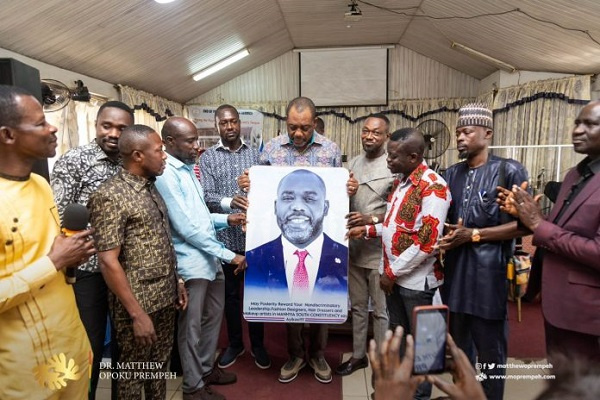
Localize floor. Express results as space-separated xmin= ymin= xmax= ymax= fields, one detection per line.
xmin=96 ymin=354 xmax=550 ymax=399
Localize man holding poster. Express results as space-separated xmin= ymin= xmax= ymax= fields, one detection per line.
xmin=239 ymin=96 xmax=356 ymax=386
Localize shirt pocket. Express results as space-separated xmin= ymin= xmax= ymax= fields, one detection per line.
xmin=136 ymin=263 xmax=171 ymax=281
xmin=472 ymin=192 xmax=499 ymax=227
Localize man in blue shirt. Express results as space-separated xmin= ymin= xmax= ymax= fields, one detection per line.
xmin=155 ymin=117 xmax=246 ymax=400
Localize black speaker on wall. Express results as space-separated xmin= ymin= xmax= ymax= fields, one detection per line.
xmin=0 ymin=58 xmax=49 ymax=181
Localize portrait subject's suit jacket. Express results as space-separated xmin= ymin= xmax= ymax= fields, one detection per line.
xmin=533 ymin=167 xmax=600 ymax=336
xmin=245 ymin=234 xmax=348 ymax=298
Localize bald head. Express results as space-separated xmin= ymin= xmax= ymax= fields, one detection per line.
xmin=275 ymin=169 xmax=329 ymax=247
xmin=118 ymin=124 xmax=165 ymax=178
xmin=386 ymin=128 xmax=426 ymax=176
xmin=119 ymin=124 xmax=158 ymax=157
xmin=161 ymin=117 xmax=196 ymax=141
xmin=161 ymin=117 xmax=199 ymax=164
xmin=390 ymin=127 xmax=426 ymax=157
xmin=286 ymin=97 xmax=317 ymax=120
xmin=572 ymin=100 xmax=600 ymax=159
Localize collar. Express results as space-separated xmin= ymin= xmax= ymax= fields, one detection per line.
xmin=284 ymin=131 xmax=322 ymax=148
xmin=577 ymin=156 xmax=600 ymax=177
xmin=165 ymin=152 xmax=194 ymax=171
xmin=216 ymin=138 xmax=249 ymax=152
xmin=92 ymin=140 xmax=120 ymax=164
xmin=119 ymin=169 xmax=154 ymax=192
xmin=402 ymin=161 xmax=429 ymax=186
xmin=281 ymin=233 xmax=325 ymax=254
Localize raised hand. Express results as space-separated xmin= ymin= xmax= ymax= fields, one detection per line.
xmin=369 ymin=327 xmax=425 ymax=400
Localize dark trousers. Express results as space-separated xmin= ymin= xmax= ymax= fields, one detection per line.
xmin=386 ymin=284 xmax=435 ymax=400
xmin=114 ymin=306 xmax=176 ymax=400
xmin=74 ymin=270 xmax=116 ymax=400
xmin=223 ymin=262 xmax=264 ymax=349
xmin=287 ymin=323 xmax=328 ymax=359
xmin=545 ymin=320 xmax=600 ymax=364
xmin=450 ymin=312 xmax=507 ymax=400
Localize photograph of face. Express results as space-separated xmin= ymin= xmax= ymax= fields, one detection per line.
xmin=246 ymin=166 xmax=347 ymax=250
xmin=244 ymin=166 xmax=349 ymax=324
xmin=274 ymin=170 xmax=330 ymax=248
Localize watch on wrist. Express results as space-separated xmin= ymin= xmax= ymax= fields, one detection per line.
xmin=471 ymin=228 xmax=481 ymax=243
xmin=371 ymin=215 xmax=379 ymax=224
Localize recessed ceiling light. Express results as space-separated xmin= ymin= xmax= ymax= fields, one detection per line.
xmin=154 ymin=0 xmax=177 ymax=4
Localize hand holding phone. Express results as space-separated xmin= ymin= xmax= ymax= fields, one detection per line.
xmin=368 ymin=326 xmax=425 ymax=400
xmin=427 ymin=334 xmax=487 ymax=400
xmin=412 ymin=305 xmax=449 ymax=375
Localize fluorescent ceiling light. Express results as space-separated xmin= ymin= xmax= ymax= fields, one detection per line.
xmin=192 ymin=49 xmax=250 ymax=81
xmin=154 ymin=0 xmax=177 ymax=3
xmin=451 ymin=42 xmax=516 ymax=73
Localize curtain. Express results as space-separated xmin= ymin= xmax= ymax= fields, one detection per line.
xmin=118 ymin=84 xmax=184 ymax=133
xmin=185 ymin=98 xmax=474 ymax=166
xmin=45 ymin=98 xmax=103 ymax=172
xmin=491 ymin=75 xmax=591 ymax=187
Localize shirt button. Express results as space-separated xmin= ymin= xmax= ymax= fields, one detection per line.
xmin=11 ymin=227 xmax=17 ymax=232
xmin=5 ymin=239 xmax=13 ymax=245
xmin=13 ymin=218 xmax=18 ymax=223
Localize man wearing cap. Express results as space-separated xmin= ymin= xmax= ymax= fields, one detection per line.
xmin=438 ymin=103 xmax=529 ymax=400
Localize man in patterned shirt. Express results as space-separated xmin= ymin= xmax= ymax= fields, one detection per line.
xmin=199 ymin=105 xmax=270 ymax=370
xmin=50 ymin=100 xmax=133 ymax=400
xmin=239 ymin=96 xmax=359 ymax=385
xmin=88 ymin=125 xmax=187 ymax=400
xmin=348 ymin=127 xmax=451 ymax=400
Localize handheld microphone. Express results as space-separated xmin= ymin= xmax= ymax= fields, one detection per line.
xmin=62 ymin=203 xmax=90 ymax=284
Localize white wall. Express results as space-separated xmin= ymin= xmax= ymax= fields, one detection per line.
xmin=188 ymin=46 xmax=481 ymax=105
xmin=479 ymin=70 xmax=574 ymax=94
xmin=0 ymin=47 xmax=119 ymax=99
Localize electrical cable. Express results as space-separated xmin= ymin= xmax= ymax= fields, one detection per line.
xmin=357 ymin=1 xmax=600 ymax=47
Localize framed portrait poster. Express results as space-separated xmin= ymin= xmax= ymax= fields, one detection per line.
xmin=244 ymin=166 xmax=349 ymax=324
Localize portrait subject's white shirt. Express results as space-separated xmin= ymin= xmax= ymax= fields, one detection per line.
xmin=281 ymin=234 xmax=324 ymax=300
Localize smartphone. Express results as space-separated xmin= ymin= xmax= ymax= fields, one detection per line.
xmin=412 ymin=305 xmax=449 ymax=375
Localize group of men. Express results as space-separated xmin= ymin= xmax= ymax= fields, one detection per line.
xmin=1 ymin=82 xmax=599 ymax=400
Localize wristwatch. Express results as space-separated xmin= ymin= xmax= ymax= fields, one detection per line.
xmin=371 ymin=215 xmax=379 ymax=224
xmin=471 ymin=228 xmax=481 ymax=243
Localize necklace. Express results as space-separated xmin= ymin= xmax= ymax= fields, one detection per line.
xmin=0 ymin=170 xmax=30 ymax=181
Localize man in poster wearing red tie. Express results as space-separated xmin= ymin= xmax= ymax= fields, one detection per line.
xmin=245 ymin=169 xmax=347 ymax=302
xmin=245 ymin=168 xmax=348 ymax=385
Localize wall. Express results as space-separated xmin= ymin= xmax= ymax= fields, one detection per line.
xmin=188 ymin=46 xmax=481 ymax=105
xmin=479 ymin=70 xmax=574 ymax=95
xmin=0 ymin=47 xmax=119 ymax=99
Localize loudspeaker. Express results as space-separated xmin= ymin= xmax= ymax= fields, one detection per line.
xmin=0 ymin=58 xmax=49 ymax=181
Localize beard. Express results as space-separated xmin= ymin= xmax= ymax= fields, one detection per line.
xmin=279 ymin=217 xmax=324 ymax=247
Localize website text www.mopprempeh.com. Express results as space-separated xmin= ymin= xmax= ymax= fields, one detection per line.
xmin=474 ymin=362 xmax=555 ymax=382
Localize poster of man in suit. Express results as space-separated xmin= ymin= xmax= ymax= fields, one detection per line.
xmin=244 ymin=166 xmax=349 ymax=324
